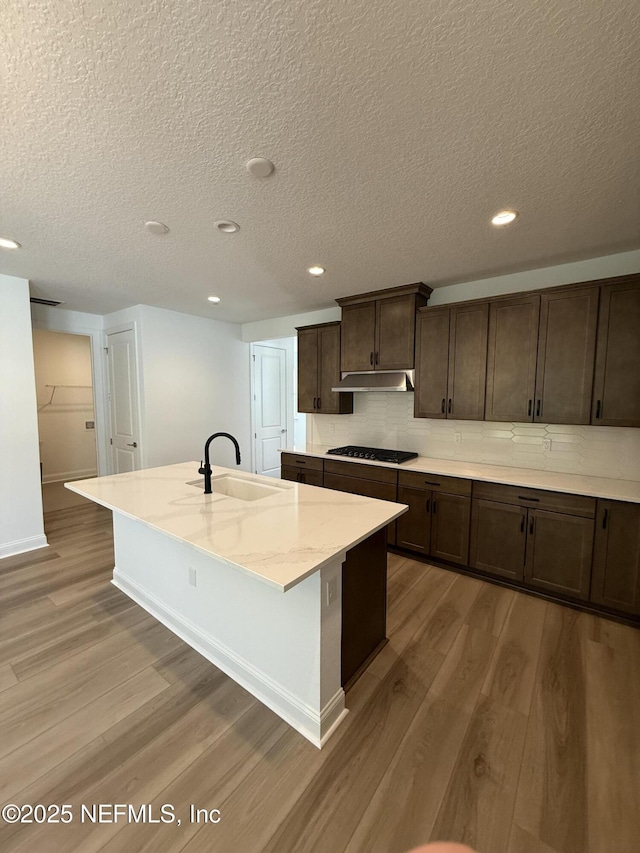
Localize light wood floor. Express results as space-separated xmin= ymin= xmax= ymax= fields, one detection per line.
xmin=1 ymin=505 xmax=639 ymax=853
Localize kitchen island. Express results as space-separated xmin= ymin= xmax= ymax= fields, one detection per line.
xmin=66 ymin=462 xmax=406 ymax=747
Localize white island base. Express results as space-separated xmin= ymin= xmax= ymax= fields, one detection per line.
xmin=112 ymin=514 xmax=347 ymax=747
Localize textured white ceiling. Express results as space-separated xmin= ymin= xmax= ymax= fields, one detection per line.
xmin=1 ymin=0 xmax=639 ymax=323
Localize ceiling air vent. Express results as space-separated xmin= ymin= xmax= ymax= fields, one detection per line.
xmin=30 ymin=297 xmax=64 ymax=307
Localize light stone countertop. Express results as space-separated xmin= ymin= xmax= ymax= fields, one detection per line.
xmin=66 ymin=462 xmax=406 ymax=592
xmin=282 ymin=444 xmax=640 ymax=503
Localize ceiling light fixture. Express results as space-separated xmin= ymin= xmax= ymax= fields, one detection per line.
xmin=215 ymin=220 xmax=240 ymax=234
xmin=144 ymin=220 xmax=169 ymax=235
xmin=491 ymin=210 xmax=518 ymax=226
xmin=208 ymin=296 xmax=221 ymax=303
xmin=307 ymin=265 xmax=325 ymax=276
xmin=0 ymin=236 xmax=21 ymax=249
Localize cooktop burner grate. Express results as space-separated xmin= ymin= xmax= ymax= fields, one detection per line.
xmin=326 ymin=445 xmax=418 ymax=464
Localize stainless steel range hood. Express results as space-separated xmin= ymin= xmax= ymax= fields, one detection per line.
xmin=331 ymin=370 xmax=415 ymax=392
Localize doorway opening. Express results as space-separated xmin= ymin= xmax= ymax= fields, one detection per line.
xmin=250 ymin=337 xmax=305 ymax=477
xmin=32 ymin=329 xmax=98 ymax=513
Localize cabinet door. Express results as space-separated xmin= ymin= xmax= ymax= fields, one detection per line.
xmin=414 ymin=310 xmax=450 ymax=419
xmin=395 ymin=486 xmax=431 ymax=554
xmin=469 ymin=499 xmax=526 ymax=581
xmin=376 ymin=294 xmax=416 ymax=370
xmin=323 ymin=472 xmax=397 ymax=543
xmin=317 ymin=324 xmax=353 ymax=415
xmin=524 ymin=510 xmax=593 ymax=600
xmin=591 ymin=501 xmax=640 ymax=615
xmin=431 ymin=492 xmax=471 ymax=566
xmin=297 ymin=469 xmax=324 ymax=487
xmin=297 ymin=328 xmax=318 ymax=413
xmin=485 ymin=295 xmax=540 ymax=422
xmin=448 ymin=302 xmax=489 ymax=420
xmin=534 ymin=287 xmax=598 ymax=425
xmin=592 ymin=279 xmax=640 ymax=427
xmin=280 ymin=465 xmax=301 ymax=482
xmin=341 ymin=303 xmax=376 ymax=372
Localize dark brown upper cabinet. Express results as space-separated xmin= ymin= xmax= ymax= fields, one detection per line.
xmin=534 ymin=286 xmax=599 ymax=425
xmin=485 ymin=294 xmax=540 ymax=422
xmin=591 ymin=277 xmax=640 ymax=427
xmin=336 ymin=283 xmax=432 ymax=373
xmin=297 ymin=322 xmax=353 ymax=415
xmin=414 ymin=302 xmax=488 ymax=420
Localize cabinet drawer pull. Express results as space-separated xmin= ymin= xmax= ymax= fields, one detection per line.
xmin=595 ymin=399 xmax=602 ymax=419
xmin=536 ymin=399 xmax=541 ymax=417
xmin=295 ymin=459 xmax=306 ymax=464
xmin=602 ymin=508 xmax=608 ymax=529
xmin=527 ymin=399 xmax=532 ymax=417
xmin=518 ymin=495 xmax=539 ymax=502
xmin=441 ymin=398 xmax=446 ymax=414
xmin=424 ymin=480 xmax=440 ymax=487
xmin=529 ymin=517 xmax=534 ymax=535
xmin=370 ymin=351 xmax=374 ymax=366
xmin=448 ymin=398 xmax=452 ymax=414
xmin=520 ymin=514 xmax=525 ymax=533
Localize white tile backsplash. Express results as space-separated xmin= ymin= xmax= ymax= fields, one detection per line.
xmin=310 ymin=393 xmax=640 ymax=481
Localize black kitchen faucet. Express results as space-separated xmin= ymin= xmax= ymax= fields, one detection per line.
xmin=199 ymin=433 xmax=242 ymax=494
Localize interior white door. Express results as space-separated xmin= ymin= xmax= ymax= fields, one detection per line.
xmin=253 ymin=345 xmax=287 ymax=477
xmin=106 ymin=328 xmax=141 ymax=473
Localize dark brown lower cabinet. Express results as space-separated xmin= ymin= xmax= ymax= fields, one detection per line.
xmin=323 ymin=460 xmax=399 ymax=544
xmin=280 ymin=465 xmax=323 ymax=486
xmin=469 ymin=499 xmax=527 ymax=581
xmin=524 ymin=509 xmax=593 ymax=600
xmin=280 ymin=453 xmax=324 ymax=487
xmin=591 ymin=501 xmax=640 ymax=615
xmin=395 ymin=473 xmax=471 ymax=566
xmin=341 ymin=528 xmax=387 ymax=687
xmin=470 ymin=485 xmax=595 ymax=600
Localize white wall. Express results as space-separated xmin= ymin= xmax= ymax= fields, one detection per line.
xmin=32 ymin=330 xmax=97 ymax=482
xmin=104 ymin=305 xmax=252 ymax=471
xmin=309 ymin=249 xmax=640 ymax=481
xmin=0 ymin=274 xmax=47 ymax=559
xmin=242 ymin=307 xmax=341 ymax=343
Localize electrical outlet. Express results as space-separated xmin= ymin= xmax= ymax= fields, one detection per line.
xmin=543 ymin=438 xmax=552 ymax=452
xmin=329 ymin=423 xmax=335 ymax=433
xmin=326 ymin=577 xmax=337 ymax=606
xmin=188 ymin=567 xmax=197 ymax=587
xmin=454 ymin=432 xmax=462 ymax=444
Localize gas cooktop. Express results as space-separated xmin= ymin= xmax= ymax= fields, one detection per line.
xmin=326 ymin=445 xmax=419 ymax=464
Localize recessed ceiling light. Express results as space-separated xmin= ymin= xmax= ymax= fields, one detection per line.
xmin=215 ymin=220 xmax=240 ymax=234
xmin=491 ymin=210 xmax=518 ymax=226
xmin=144 ymin=220 xmax=169 ymax=235
xmin=246 ymin=157 xmax=275 ymax=178
xmin=307 ymin=265 xmax=325 ymax=276
xmin=0 ymin=236 xmax=21 ymax=249
xmin=208 ymin=296 xmax=221 ymax=303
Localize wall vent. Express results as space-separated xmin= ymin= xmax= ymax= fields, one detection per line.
xmin=30 ymin=297 xmax=65 ymax=307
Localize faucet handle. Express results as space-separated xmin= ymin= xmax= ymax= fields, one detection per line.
xmin=198 ymin=461 xmax=205 ymax=475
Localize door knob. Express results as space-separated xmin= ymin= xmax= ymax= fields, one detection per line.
xmin=127 ymin=442 xmax=138 ymax=448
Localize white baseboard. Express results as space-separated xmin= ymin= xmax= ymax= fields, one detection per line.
xmin=0 ymin=534 xmax=49 ymax=560
xmin=113 ymin=569 xmax=346 ymax=748
xmin=42 ymin=469 xmax=97 ymax=485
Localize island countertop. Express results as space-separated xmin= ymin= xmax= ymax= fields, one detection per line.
xmin=66 ymin=462 xmax=406 ymax=591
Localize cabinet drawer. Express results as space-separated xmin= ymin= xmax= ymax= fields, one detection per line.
xmin=398 ymin=470 xmax=471 ymax=496
xmin=323 ymin=473 xmax=397 ymax=502
xmin=472 ymin=481 xmax=595 ymax=518
xmin=323 ymin=459 xmax=398 ymax=485
xmin=280 ymin=453 xmax=324 ymax=472
xmin=281 ymin=466 xmax=323 ymax=487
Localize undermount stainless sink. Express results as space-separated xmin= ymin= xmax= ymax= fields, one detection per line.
xmin=186 ymin=474 xmax=292 ymax=502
